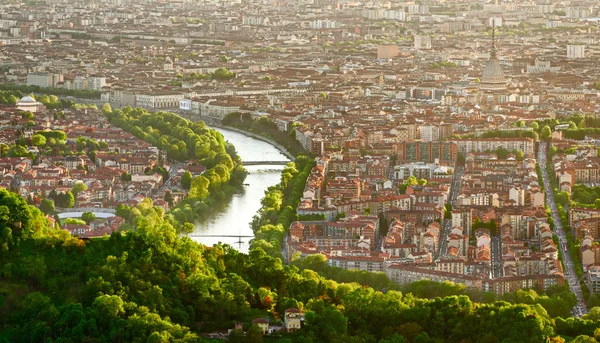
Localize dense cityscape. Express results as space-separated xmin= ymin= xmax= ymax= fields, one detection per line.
xmin=1 ymin=0 xmax=600 ymax=341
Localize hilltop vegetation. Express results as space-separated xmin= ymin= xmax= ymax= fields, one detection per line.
xmin=1 ymin=187 xmax=600 ymax=342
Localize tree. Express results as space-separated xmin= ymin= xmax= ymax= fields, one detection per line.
xmin=228 ymin=329 xmax=245 ymax=343
xmin=583 ymin=306 xmax=600 ymax=321
xmin=39 ymin=199 xmax=54 ymax=215
xmin=246 ymin=324 xmax=264 ymax=343
xmin=64 ymin=218 xmax=86 ymax=225
xmin=7 ymin=94 xmax=18 ymax=106
xmin=181 ymin=171 xmax=192 ymax=190
xmin=540 ymin=125 xmax=552 ymax=140
xmin=516 ymin=150 xmax=525 ymax=160
xmin=182 ymin=222 xmax=194 ymax=236
xmin=102 ymin=103 xmax=112 ymax=114
xmin=189 ymin=176 xmax=210 ymax=200
xmin=121 ymin=173 xmax=132 ymax=182
xmin=63 ymin=191 xmax=75 ymax=208
xmin=398 ymin=184 xmax=408 ymax=194
xmin=212 ymin=67 xmax=235 ymax=80
xmin=40 ymin=199 xmax=54 ymax=214
xmin=31 ymin=134 xmax=47 ymax=147
xmin=168 ymin=144 xmax=179 ymax=160
xmin=81 ymin=212 xmax=96 ymax=224
xmin=71 ymin=183 xmax=88 ymax=197
xmin=406 ymin=175 xmax=418 ymax=186
xmin=570 ymin=336 xmax=596 ymax=343
xmin=164 ymin=190 xmax=173 ymax=207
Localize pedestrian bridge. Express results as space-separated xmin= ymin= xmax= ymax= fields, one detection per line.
xmin=242 ymin=161 xmax=290 ymax=166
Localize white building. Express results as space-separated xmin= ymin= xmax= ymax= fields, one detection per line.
xmin=489 ymin=17 xmax=503 ymax=27
xmin=242 ymin=16 xmax=269 ymax=26
xmin=136 ymin=92 xmax=184 ymax=109
xmin=310 ymin=20 xmax=341 ymax=29
xmin=419 ymin=126 xmax=440 ymax=142
xmin=567 ymin=45 xmax=585 ymax=59
xmin=199 ymin=100 xmax=240 ymax=118
xmin=383 ymin=9 xmax=405 ymax=21
xmin=72 ymin=76 xmax=87 ymax=90
xmin=27 ymin=72 xmax=53 ymax=88
xmin=509 ymin=187 xmax=525 ymax=206
xmin=16 ymin=95 xmax=43 ymax=113
xmin=414 ymin=35 xmax=432 ymax=50
xmin=538 ymin=3 xmax=554 ymax=14
xmin=407 ymin=4 xmax=429 ymax=14
xmin=450 ymin=138 xmax=535 ymax=156
xmin=566 ymin=7 xmax=591 ymax=18
xmin=88 ymin=77 xmax=106 ymax=91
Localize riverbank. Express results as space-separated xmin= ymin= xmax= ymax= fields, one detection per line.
xmin=192 ymin=127 xmax=291 ymax=253
xmin=208 ymin=122 xmax=296 ymax=161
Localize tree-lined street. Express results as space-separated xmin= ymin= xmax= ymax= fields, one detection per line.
xmin=539 ymin=142 xmax=588 ymax=317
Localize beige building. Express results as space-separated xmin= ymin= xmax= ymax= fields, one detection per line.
xmin=284 ymin=308 xmax=303 ymax=332
xmin=377 ymin=44 xmax=399 ymax=59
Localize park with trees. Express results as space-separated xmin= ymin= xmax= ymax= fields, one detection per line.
xmin=103 ymin=106 xmax=248 ymax=228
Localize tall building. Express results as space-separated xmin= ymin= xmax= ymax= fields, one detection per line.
xmin=567 ymin=45 xmax=585 ymax=59
xmin=419 ymin=126 xmax=440 ymax=142
xmin=452 ymin=208 xmax=473 ymax=237
xmin=88 ymin=77 xmax=106 ymax=91
xmin=480 ymin=22 xmax=506 ymax=91
xmin=396 ymin=141 xmax=458 ymax=166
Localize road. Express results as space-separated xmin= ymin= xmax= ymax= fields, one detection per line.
xmin=152 ymin=162 xmax=184 ymax=200
xmin=538 ymin=142 xmax=587 ymax=317
xmin=491 ymin=236 xmax=503 ymax=278
xmin=437 ymin=165 xmax=464 ymax=260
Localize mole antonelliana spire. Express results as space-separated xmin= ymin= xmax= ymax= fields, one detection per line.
xmin=479 ymin=18 xmax=506 ymax=91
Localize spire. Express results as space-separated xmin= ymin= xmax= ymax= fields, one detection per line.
xmin=491 ymin=18 xmax=497 ymax=59
xmin=480 ymin=16 xmax=506 ymax=91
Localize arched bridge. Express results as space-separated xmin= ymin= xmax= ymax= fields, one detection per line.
xmin=242 ymin=161 xmax=290 ymax=166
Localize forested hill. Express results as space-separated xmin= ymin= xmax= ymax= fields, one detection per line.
xmin=1 ymin=188 xmax=600 ymax=342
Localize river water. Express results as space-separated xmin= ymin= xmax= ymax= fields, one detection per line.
xmin=192 ymin=127 xmax=290 ymax=253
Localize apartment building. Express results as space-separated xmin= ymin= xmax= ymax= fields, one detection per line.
xmin=27 ymin=72 xmax=62 ymax=88
xmin=385 ymin=264 xmax=483 ymax=289
xmin=328 ymin=255 xmax=386 ymax=272
xmin=450 ymin=138 xmax=535 ymax=156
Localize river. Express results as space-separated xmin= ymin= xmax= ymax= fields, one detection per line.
xmin=192 ymin=126 xmax=290 ymax=253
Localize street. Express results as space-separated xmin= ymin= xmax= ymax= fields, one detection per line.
xmin=491 ymin=236 xmax=503 ymax=278
xmin=152 ymin=162 xmax=184 ymax=200
xmin=437 ymin=165 xmax=464 ymax=260
xmin=538 ymin=142 xmax=587 ymax=317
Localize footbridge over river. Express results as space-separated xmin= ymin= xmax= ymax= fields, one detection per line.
xmin=242 ymin=161 xmax=290 ymax=166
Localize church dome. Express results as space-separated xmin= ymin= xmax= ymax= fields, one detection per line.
xmin=18 ymin=96 xmax=37 ymax=103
